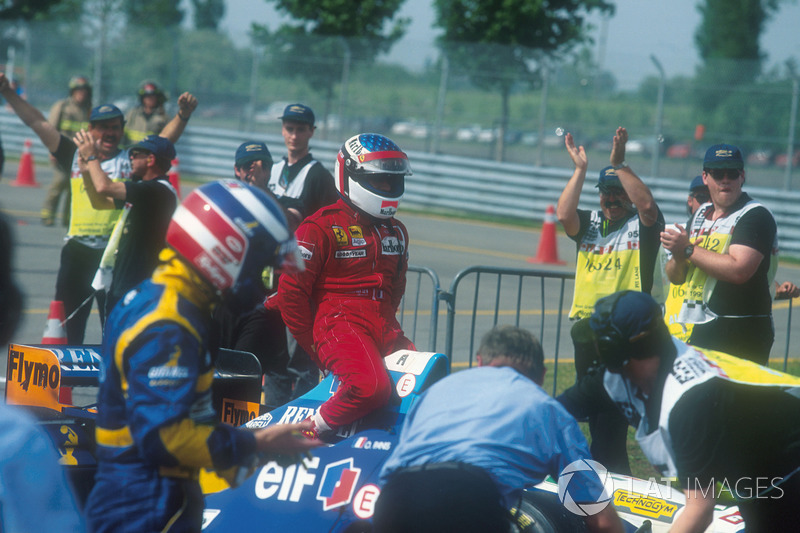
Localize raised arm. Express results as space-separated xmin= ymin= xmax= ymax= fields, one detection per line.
xmin=159 ymin=92 xmax=198 ymax=144
xmin=556 ymin=132 xmax=588 ymax=237
xmin=74 ymin=129 xmax=123 ymax=209
xmin=0 ymin=72 xmax=62 ymax=152
xmin=610 ymin=127 xmax=659 ymax=227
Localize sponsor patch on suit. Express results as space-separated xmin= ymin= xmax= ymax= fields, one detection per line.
xmin=332 ymin=226 xmax=349 ymax=246
xmin=381 ymin=236 xmax=404 ymax=255
xmin=335 ymin=249 xmax=367 ymax=259
xmin=298 ymin=240 xmax=315 ymax=260
xmin=348 ymin=226 xmax=366 ymax=246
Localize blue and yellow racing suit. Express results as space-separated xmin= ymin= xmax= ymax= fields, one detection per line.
xmin=85 ymin=250 xmax=258 ymax=532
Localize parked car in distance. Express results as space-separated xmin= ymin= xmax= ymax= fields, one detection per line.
xmin=774 ymin=150 xmax=800 ymax=168
xmin=666 ymin=143 xmax=692 ymax=159
xmin=746 ymin=149 xmax=773 ymax=167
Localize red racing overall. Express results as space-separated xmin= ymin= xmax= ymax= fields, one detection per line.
xmin=275 ymin=198 xmax=414 ymax=429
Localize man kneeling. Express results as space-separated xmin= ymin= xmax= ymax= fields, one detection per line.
xmin=374 ymin=325 xmax=624 ymax=533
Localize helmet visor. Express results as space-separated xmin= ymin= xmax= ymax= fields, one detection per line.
xmin=351 ymin=150 xmax=411 ymax=175
xmin=354 ymin=173 xmax=405 ymax=199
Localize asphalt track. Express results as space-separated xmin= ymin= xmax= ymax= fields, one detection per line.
xmin=2 ymin=159 xmax=799 ymax=392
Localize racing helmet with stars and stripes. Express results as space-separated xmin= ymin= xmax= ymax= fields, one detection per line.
xmin=335 ymin=133 xmax=412 ymax=219
xmin=165 ymin=179 xmax=302 ymax=307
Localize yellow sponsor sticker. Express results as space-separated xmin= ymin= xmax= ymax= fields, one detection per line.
xmin=332 ymin=226 xmax=348 ymax=246
xmin=348 ymin=225 xmax=364 ymax=239
xmin=613 ymin=490 xmax=680 ymax=521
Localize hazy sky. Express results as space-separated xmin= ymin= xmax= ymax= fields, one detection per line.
xmin=217 ymin=0 xmax=800 ymax=89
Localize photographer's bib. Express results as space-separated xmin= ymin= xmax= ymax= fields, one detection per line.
xmin=604 ymin=340 xmax=800 ymax=477
xmin=68 ymin=150 xmax=131 ymax=244
xmin=570 ymin=212 xmax=642 ymax=319
xmin=670 ymin=201 xmax=776 ymax=325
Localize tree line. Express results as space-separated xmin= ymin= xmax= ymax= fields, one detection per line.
xmin=0 ymin=0 xmax=796 ymax=163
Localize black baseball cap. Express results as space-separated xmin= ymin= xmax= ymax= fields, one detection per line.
xmin=279 ymin=103 xmax=315 ymax=125
xmin=703 ymin=144 xmax=744 ymax=170
xmin=235 ymin=141 xmax=273 ymax=167
xmin=596 ymin=166 xmax=622 ymax=190
xmin=90 ymin=104 xmax=124 ymax=124
xmin=132 ymin=135 xmax=176 ymax=162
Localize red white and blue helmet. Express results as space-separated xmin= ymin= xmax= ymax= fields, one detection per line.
xmin=166 ymin=180 xmax=301 ymax=305
xmin=335 ymin=133 xmax=411 ymax=219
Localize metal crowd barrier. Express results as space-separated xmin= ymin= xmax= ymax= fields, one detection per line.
xmin=399 ymin=264 xmax=441 ymax=353
xmin=437 ymin=265 xmax=798 ymax=394
xmin=440 ymin=266 xmax=575 ymax=396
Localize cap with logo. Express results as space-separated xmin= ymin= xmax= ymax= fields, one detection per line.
xmin=279 ymin=103 xmax=315 ymax=125
xmin=132 ymin=135 xmax=176 ymax=163
xmin=235 ymin=141 xmax=273 ymax=167
xmin=703 ymin=144 xmax=744 ymax=170
xmin=90 ymin=104 xmax=124 ymax=124
xmin=596 ymin=166 xmax=622 ymax=191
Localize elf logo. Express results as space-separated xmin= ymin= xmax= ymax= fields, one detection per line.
xmin=317 ymin=458 xmax=361 ymax=511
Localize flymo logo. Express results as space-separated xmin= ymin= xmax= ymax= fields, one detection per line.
xmin=557 ymin=459 xmax=614 ymax=516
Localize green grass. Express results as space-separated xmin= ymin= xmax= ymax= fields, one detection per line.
xmin=539 ymin=360 xmax=800 ymax=480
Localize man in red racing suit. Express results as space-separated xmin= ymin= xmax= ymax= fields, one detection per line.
xmin=273 ymin=133 xmax=414 ymax=439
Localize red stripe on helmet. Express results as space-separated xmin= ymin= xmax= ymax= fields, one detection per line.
xmin=337 ymin=150 xmax=347 ymax=193
xmin=166 ymin=221 xmax=234 ymax=291
xmin=357 ymin=150 xmax=407 ymax=163
xmin=182 ymin=191 xmax=246 ymax=264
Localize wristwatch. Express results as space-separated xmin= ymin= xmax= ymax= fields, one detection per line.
xmin=86 ymin=155 xmax=98 ymax=162
xmin=612 ymin=161 xmax=628 ymax=170
xmin=684 ymin=244 xmax=694 ymax=258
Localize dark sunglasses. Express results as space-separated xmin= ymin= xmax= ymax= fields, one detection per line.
xmin=704 ymin=168 xmax=741 ymax=181
xmin=691 ymin=192 xmax=710 ymax=203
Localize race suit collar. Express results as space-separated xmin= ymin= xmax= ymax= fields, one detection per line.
xmin=151 ymin=249 xmax=218 ymax=311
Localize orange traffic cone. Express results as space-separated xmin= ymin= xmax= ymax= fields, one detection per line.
xmin=11 ymin=138 xmax=39 ymax=187
xmin=42 ymin=300 xmax=68 ymax=344
xmin=41 ymin=300 xmax=72 ymax=403
xmin=528 ymin=205 xmax=565 ymax=265
xmin=168 ymin=158 xmax=182 ymax=198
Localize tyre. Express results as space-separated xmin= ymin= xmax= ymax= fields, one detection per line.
xmin=509 ymin=490 xmax=588 ymax=533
